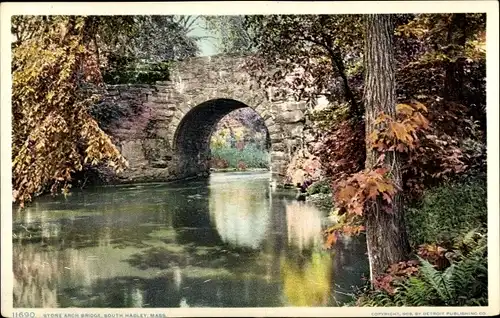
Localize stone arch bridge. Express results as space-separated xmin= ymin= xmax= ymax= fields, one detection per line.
xmin=101 ymin=55 xmax=313 ymax=184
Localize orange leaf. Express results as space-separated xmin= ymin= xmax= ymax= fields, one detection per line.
xmin=338 ymin=185 xmax=357 ymax=202
xmin=324 ymin=231 xmax=337 ymax=249
xmin=369 ymin=131 xmax=379 ymax=143
xmin=366 ymin=186 xmax=378 ymax=200
xmin=352 ymin=205 xmax=364 ymax=216
xmin=382 ymin=192 xmax=393 ymax=203
xmin=413 ymin=101 xmax=428 ymax=112
xmin=390 ymin=122 xmax=410 ymax=142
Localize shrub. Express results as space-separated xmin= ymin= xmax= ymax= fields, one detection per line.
xmin=102 ymin=57 xmax=170 ymax=85
xmin=307 ymin=179 xmax=332 ymax=195
xmin=356 ymin=232 xmax=487 ymax=306
xmin=405 ymin=176 xmax=487 ymax=247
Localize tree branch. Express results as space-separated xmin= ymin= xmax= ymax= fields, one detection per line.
xmin=297 ymin=35 xmax=361 ymax=119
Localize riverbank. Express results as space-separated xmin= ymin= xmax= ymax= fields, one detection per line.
xmin=210 ymin=167 xmax=269 ymax=173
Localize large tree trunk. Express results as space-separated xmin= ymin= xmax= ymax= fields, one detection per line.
xmin=444 ymin=13 xmax=467 ymax=102
xmin=363 ymin=14 xmax=411 ymax=282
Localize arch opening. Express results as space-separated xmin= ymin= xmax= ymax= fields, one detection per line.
xmin=209 ymin=108 xmax=271 ymax=171
xmin=172 ymin=98 xmax=271 ymax=179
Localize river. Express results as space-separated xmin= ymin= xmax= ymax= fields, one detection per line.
xmin=12 ymin=171 xmax=369 ymax=308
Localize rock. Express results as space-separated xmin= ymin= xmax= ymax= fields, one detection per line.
xmin=296 ymin=193 xmax=307 ymax=201
xmin=151 ymin=160 xmax=168 ymax=168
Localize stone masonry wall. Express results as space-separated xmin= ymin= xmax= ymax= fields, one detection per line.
xmin=98 ymin=54 xmax=315 ymax=185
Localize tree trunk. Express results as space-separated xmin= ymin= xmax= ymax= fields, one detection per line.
xmin=444 ymin=13 xmax=467 ymax=101
xmin=363 ymin=14 xmax=411 ymax=282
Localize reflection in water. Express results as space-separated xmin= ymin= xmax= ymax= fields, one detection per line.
xmin=285 ymin=201 xmax=323 ymax=251
xmin=281 ymin=200 xmax=334 ymax=306
xmin=12 ymin=172 xmax=368 ymax=308
xmin=209 ymin=173 xmax=270 ymax=249
xmin=13 ymin=244 xmax=58 ymax=308
xmin=281 ymin=252 xmax=332 ymax=306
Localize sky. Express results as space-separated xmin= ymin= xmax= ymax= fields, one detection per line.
xmin=188 ymin=18 xmax=220 ymax=57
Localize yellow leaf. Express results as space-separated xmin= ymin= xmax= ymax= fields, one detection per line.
xmin=396 ymin=103 xmax=415 ymax=116
xmin=369 ymin=131 xmax=379 ymax=143
xmin=389 ymin=122 xmax=407 ymax=141
xmin=413 ymin=101 xmax=428 ymax=112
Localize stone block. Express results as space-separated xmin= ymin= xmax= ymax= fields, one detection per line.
xmin=270 ymin=133 xmax=284 ymax=143
xmin=170 ymin=118 xmax=181 ymax=129
xmin=258 ymin=110 xmax=271 ymax=121
xmin=304 ymin=133 xmax=317 ymax=144
xmin=160 ymin=103 xmax=176 ymax=110
xmin=296 ymin=101 xmax=308 ymax=110
xmin=121 ymin=140 xmax=147 ymax=166
xmin=286 ymin=123 xmax=304 ymax=137
xmin=151 ymin=160 xmax=169 ymax=168
xmin=179 ymin=106 xmax=192 ymax=115
xmin=267 ymin=125 xmax=280 ymax=135
xmin=159 ymin=109 xmax=174 ymax=117
xmin=156 ymin=81 xmax=171 ymax=85
xmin=271 ymin=151 xmax=287 ymax=161
xmin=282 ymin=102 xmax=297 ymax=112
xmin=271 ymin=142 xmax=286 ymax=152
xmin=264 ymin=117 xmax=275 ymax=128
xmin=276 ymin=110 xmax=305 ymax=123
xmin=119 ymin=92 xmax=140 ymax=100
xmin=107 ymin=90 xmax=119 ymax=96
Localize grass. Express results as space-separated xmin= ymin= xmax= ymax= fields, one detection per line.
xmin=211 ymin=143 xmax=270 ymax=169
xmin=405 ymin=176 xmax=487 ymax=247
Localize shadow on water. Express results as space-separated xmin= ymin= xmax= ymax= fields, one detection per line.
xmin=12 ymin=172 xmax=368 ymax=308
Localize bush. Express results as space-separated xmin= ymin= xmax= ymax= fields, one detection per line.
xmin=102 ymin=58 xmax=170 ymax=85
xmin=405 ymin=176 xmax=487 ymax=247
xmin=356 ymin=232 xmax=488 ymax=306
xmin=210 ymin=143 xmax=270 ymax=169
xmin=350 ymin=176 xmax=488 ymax=307
xmin=307 ymin=179 xmax=332 ymax=195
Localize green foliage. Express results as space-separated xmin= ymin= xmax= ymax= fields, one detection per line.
xmin=307 ymin=103 xmax=350 ymax=131
xmin=354 ymin=176 xmax=488 ymax=307
xmin=95 ymin=16 xmax=199 ymax=83
xmin=202 ymin=16 xmax=254 ymax=54
xmin=95 ymin=15 xmax=200 ymax=64
xmin=307 ymin=179 xmax=332 ymax=195
xmin=102 ymin=60 xmax=170 ymax=84
xmin=395 ymin=14 xmax=486 ymax=125
xmin=209 ymin=108 xmax=270 ymax=171
xmin=210 ymin=144 xmax=270 ymax=169
xmin=405 ymin=177 xmax=487 ymax=247
xmin=357 ymin=235 xmax=487 ymax=306
xmin=244 ymin=15 xmax=364 ymax=116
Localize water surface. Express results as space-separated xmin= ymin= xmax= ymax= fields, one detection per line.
xmin=13 ymin=172 xmax=369 ymax=308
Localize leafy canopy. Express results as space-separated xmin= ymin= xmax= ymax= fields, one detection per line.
xmin=11 ymin=15 xmax=202 ymax=206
